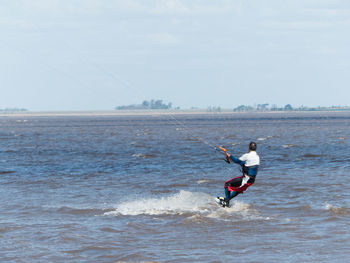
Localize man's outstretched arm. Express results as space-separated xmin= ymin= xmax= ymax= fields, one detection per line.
xmin=225 ymin=152 xmax=245 ymax=165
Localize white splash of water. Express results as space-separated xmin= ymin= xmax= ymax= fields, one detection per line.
xmin=104 ymin=190 xmax=263 ymax=221
xmin=324 ymin=203 xmax=333 ymax=210
xmin=282 ymin=144 xmax=295 ymax=148
xmin=131 ymin=153 xmax=145 ymax=158
xmin=258 ymin=136 xmax=272 ymax=141
xmin=105 ymin=191 xmax=211 ymax=216
xmin=323 ymin=203 xmax=348 ymax=215
xmin=197 ymin=179 xmax=210 ymax=184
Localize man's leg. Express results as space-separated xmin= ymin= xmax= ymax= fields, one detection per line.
xmin=224 ymin=188 xmax=238 ymax=206
xmin=228 ymin=191 xmax=238 ymax=201
xmin=225 ymin=187 xmax=230 ymax=200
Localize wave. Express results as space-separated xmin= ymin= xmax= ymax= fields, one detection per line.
xmin=282 ymin=144 xmax=296 ymax=148
xmin=57 ymin=206 xmax=111 ymax=215
xmin=131 ymin=153 xmax=157 ymax=159
xmin=323 ymin=203 xmax=349 ymax=216
xmin=197 ymin=179 xmax=211 ymax=184
xmin=104 ymin=190 xmax=264 ymax=221
xmin=0 ymin=170 xmax=16 ymax=175
xmin=257 ymin=136 xmax=272 ymax=141
xmin=302 ymin=153 xmax=323 ymax=158
xmin=42 ymin=204 xmax=113 ymax=216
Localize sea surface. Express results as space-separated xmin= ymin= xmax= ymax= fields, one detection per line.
xmin=0 ymin=112 xmax=349 ymax=262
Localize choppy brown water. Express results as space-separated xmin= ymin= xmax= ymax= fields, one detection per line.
xmin=0 ymin=112 xmax=349 ymax=262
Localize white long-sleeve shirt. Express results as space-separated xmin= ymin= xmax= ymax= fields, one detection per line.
xmin=239 ymin=151 xmax=260 ymax=167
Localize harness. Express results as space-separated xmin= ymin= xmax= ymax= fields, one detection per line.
xmin=241 ymin=164 xmax=259 ymax=183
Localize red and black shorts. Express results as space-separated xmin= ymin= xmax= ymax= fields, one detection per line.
xmin=224 ymin=175 xmax=254 ymax=194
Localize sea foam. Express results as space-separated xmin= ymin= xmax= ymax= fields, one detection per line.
xmin=104 ymin=190 xmax=262 ymax=221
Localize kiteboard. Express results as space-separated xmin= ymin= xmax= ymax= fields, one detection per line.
xmin=215 ymin=196 xmax=229 ymax=208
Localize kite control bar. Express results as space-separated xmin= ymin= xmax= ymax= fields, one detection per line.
xmin=216 ymin=145 xmax=231 ymax=163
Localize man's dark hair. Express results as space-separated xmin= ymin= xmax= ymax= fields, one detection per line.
xmin=249 ymin=141 xmax=257 ymax=151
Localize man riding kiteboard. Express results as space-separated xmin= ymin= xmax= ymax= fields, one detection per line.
xmin=217 ymin=141 xmax=260 ymax=207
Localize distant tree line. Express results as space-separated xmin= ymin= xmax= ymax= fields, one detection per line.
xmin=233 ymin=104 xmax=350 ymax=112
xmin=207 ymin=106 xmax=221 ymax=112
xmin=115 ymin=100 xmax=174 ymax=110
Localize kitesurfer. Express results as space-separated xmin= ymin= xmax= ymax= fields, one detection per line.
xmin=218 ymin=142 xmax=260 ymax=207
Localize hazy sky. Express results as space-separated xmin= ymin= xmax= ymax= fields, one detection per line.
xmin=1 ymin=0 xmax=350 ymax=111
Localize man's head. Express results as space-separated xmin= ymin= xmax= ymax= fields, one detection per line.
xmin=249 ymin=141 xmax=257 ymax=151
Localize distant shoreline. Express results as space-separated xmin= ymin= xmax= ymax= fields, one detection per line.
xmin=1 ymin=109 xmax=350 ymax=117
